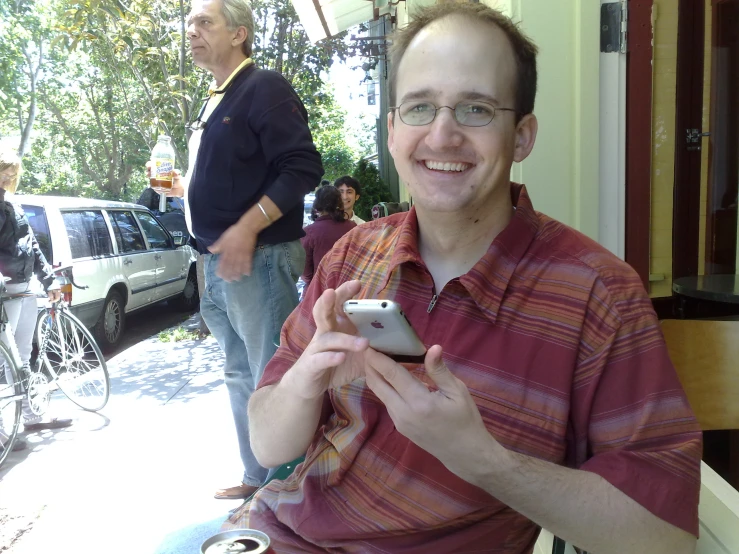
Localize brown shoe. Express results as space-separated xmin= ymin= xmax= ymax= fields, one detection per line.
xmin=214 ymin=483 xmax=260 ymax=500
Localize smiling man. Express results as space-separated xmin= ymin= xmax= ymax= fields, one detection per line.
xmin=151 ymin=0 xmax=323 ymax=501
xmin=227 ymin=4 xmax=701 ymax=553
xmin=333 ymin=176 xmax=365 ymax=224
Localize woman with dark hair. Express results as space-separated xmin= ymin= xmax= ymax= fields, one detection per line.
xmin=300 ymin=186 xmax=356 ymax=290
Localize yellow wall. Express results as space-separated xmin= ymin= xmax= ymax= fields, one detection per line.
xmin=649 ymin=0 xmax=679 ymax=298
xmin=649 ymin=0 xmax=713 ymax=297
xmin=698 ymin=0 xmax=712 ymax=276
xmin=496 ymin=0 xmax=601 ymax=239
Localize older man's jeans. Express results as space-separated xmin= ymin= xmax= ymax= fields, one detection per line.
xmin=200 ymin=241 xmax=304 ymax=487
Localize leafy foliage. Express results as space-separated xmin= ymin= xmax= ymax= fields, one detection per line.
xmin=352 ymin=158 xmax=392 ymax=221
xmin=0 ymin=0 xmax=364 ymax=202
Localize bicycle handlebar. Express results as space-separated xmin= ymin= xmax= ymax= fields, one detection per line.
xmin=52 ymin=265 xmax=89 ymax=290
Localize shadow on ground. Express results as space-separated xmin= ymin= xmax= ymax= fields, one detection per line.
xmin=107 ymin=335 xmax=224 ymax=406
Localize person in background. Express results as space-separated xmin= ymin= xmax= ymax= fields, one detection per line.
xmin=0 ymin=146 xmax=71 ymax=454
xmin=148 ymin=0 xmax=323 ymax=500
xmin=334 ymin=176 xmax=365 ymax=224
xmin=299 ymin=186 xmax=356 ymax=291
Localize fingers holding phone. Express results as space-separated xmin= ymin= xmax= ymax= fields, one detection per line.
xmin=283 ymin=283 xmax=370 ymax=400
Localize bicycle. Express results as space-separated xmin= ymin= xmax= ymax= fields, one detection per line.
xmin=0 ymin=266 xmax=110 ymax=467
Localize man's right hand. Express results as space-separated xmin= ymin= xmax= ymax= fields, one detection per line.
xmin=281 ymin=280 xmax=371 ymax=400
xmin=145 ymin=161 xmax=185 ymax=198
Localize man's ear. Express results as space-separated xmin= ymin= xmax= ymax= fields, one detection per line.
xmin=387 ymin=111 xmax=395 ymax=156
xmin=513 ymin=113 xmax=538 ymax=163
xmin=233 ymin=26 xmax=248 ymax=48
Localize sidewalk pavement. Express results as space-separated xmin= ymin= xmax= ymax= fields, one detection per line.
xmin=0 ymin=315 xmax=249 ymax=553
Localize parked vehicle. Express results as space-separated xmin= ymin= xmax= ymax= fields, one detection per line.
xmin=303 ymin=193 xmax=315 ymax=227
xmin=18 ymin=196 xmax=198 ymax=351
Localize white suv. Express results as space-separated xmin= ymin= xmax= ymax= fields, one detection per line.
xmin=18 ymin=195 xmax=198 ymax=350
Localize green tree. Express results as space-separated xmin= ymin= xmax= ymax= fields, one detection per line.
xmin=0 ymin=0 xmax=59 ymax=156
xmin=307 ymin=87 xmax=355 ymax=181
xmin=352 ymin=158 xmax=392 ymax=221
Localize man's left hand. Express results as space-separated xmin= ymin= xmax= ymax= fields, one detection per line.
xmin=47 ymin=289 xmax=61 ymax=303
xmin=208 ymin=221 xmax=258 ymax=281
xmin=365 ymin=345 xmax=497 ymax=485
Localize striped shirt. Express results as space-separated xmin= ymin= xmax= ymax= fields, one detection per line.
xmin=226 ymin=184 xmax=702 ymax=553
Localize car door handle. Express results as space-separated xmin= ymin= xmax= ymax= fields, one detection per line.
xmin=123 ymin=259 xmax=133 ymax=265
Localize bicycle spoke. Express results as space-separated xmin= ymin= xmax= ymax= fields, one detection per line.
xmin=37 ymin=309 xmax=110 ymax=411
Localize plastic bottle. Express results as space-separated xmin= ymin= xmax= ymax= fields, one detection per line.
xmin=150 ymin=135 xmax=175 ymax=195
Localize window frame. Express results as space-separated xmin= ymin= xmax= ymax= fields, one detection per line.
xmin=59 ymin=209 xmax=115 ymax=261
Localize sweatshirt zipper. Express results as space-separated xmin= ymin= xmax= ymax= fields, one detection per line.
xmin=427 ymin=294 xmax=438 ymax=313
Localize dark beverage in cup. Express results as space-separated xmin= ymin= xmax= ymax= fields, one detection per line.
xmin=201 ymin=529 xmax=272 ymax=553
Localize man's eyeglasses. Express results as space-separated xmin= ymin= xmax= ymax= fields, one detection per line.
xmin=389 ymin=101 xmax=517 ymax=127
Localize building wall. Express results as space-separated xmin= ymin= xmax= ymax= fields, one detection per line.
xmin=649 ymin=0 xmax=679 ymax=298
xmin=649 ymin=0 xmax=713 ymax=297
xmin=698 ymin=0 xmax=712 ymax=276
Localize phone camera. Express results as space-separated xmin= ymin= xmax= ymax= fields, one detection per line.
xmin=381 ymin=302 xmax=387 ymax=308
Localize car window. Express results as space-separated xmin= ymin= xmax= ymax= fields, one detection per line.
xmin=109 ymin=211 xmax=146 ymax=253
xmin=21 ymin=204 xmax=53 ymax=262
xmin=61 ymin=210 xmax=113 ymax=260
xmin=135 ymin=211 xmax=171 ymax=250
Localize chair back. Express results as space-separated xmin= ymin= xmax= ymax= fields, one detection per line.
xmin=661 ymin=319 xmax=739 ymax=431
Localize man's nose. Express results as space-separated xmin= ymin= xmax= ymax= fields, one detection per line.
xmin=424 ymin=108 xmax=464 ymax=150
xmin=187 ymin=23 xmax=198 ymax=38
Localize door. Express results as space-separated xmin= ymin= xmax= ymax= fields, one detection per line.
xmin=673 ymin=0 xmax=739 ymax=278
xmin=705 ymin=0 xmax=739 ymax=274
xmin=134 ymin=210 xmax=189 ymax=300
xmin=108 ymin=210 xmax=157 ymax=309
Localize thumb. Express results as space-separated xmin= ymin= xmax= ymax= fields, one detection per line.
xmin=424 ymin=345 xmax=456 ymax=392
xmin=208 ymin=239 xmax=221 ymax=254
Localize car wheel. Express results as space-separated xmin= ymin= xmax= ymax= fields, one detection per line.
xmin=93 ymin=290 xmax=126 ymax=351
xmin=173 ymin=267 xmax=199 ymax=311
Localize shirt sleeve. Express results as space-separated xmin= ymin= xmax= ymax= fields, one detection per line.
xmin=251 ymin=76 xmax=324 ymax=215
xmin=300 ymin=232 xmax=315 ymax=287
xmin=572 ymin=280 xmax=702 ymax=536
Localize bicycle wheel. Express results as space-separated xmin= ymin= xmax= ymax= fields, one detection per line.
xmin=37 ymin=308 xmax=110 ymax=411
xmin=0 ymin=342 xmax=22 ymax=468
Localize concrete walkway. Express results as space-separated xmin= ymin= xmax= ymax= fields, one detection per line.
xmin=0 ymin=316 xmax=247 ymax=553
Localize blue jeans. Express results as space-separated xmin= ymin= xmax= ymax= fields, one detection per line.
xmin=200 ymin=241 xmax=305 ymax=486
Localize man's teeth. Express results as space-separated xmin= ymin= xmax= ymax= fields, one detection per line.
xmin=424 ymin=161 xmax=469 ymax=172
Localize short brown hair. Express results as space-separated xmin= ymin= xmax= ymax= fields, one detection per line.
xmin=388 ymin=3 xmax=538 ymax=121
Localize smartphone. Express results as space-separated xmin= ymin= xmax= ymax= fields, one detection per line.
xmin=343 ymin=299 xmax=426 ymax=357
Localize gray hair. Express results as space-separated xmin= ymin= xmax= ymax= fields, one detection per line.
xmin=221 ymin=0 xmax=255 ymax=57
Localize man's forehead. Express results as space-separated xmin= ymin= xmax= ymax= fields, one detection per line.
xmin=338 ymin=185 xmax=355 ymax=192
xmin=397 ymin=15 xmax=517 ymax=102
xmin=188 ymin=0 xmax=220 ymax=18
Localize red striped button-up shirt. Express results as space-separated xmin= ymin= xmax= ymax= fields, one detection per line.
xmin=226 ymin=184 xmax=702 ymax=553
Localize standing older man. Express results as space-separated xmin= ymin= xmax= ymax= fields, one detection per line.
xmin=156 ymin=0 xmax=323 ymax=500
xmin=224 ymin=3 xmax=701 ymax=553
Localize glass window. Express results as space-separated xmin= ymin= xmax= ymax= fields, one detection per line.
xmin=61 ymin=211 xmax=113 ymax=260
xmin=21 ymin=204 xmax=52 ymax=262
xmin=135 ymin=211 xmax=171 ymax=250
xmin=109 ymin=211 xmax=146 ymax=253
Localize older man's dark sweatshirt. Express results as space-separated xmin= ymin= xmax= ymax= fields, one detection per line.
xmin=188 ymin=64 xmax=324 ymax=253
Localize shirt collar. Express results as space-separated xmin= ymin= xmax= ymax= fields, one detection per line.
xmin=381 ymin=183 xmax=540 ymax=323
xmin=208 ymin=58 xmax=254 ymax=96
